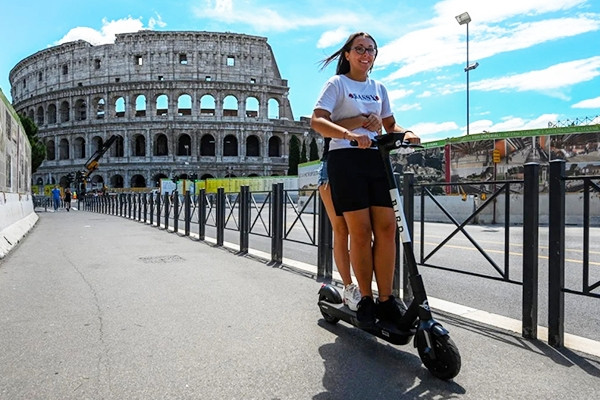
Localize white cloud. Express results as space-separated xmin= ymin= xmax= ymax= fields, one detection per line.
xmin=471 ymin=56 xmax=600 ymax=92
xmin=317 ymin=28 xmax=350 ymax=49
xmin=411 ymin=121 xmax=459 ymax=138
xmin=55 ymin=16 xmax=161 ymax=46
xmin=379 ymin=9 xmax=600 ymax=81
xmin=572 ymin=96 xmax=600 ymax=108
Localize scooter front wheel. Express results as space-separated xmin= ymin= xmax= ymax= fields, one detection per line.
xmin=417 ymin=334 xmax=461 ymax=380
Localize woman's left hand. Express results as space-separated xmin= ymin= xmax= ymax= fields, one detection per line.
xmin=362 ymin=113 xmax=382 ymax=133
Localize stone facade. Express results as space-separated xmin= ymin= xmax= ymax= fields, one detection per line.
xmin=9 ymin=31 xmax=313 ymax=189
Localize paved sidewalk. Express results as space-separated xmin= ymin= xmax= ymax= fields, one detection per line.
xmin=1 ymin=211 xmax=599 ymax=399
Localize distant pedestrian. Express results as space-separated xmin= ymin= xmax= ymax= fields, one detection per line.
xmin=51 ymin=186 xmax=61 ymax=211
xmin=63 ymin=188 xmax=72 ymax=212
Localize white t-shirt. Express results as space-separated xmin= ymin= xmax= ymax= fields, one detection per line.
xmin=314 ymin=74 xmax=393 ymax=151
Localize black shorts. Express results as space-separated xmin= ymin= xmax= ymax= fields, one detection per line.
xmin=327 ymin=148 xmax=392 ymax=216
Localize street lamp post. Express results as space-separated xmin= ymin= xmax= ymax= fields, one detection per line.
xmin=456 ymin=12 xmax=478 ymax=135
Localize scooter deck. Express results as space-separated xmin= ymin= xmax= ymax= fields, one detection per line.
xmin=318 ymin=299 xmax=415 ymax=346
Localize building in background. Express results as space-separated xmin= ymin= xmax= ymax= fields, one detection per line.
xmin=9 ymin=31 xmax=314 ymax=191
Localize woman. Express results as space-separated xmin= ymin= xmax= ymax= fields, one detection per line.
xmin=311 ymin=32 xmax=419 ymax=329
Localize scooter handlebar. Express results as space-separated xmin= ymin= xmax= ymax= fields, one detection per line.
xmin=349 ymin=131 xmax=423 ymax=154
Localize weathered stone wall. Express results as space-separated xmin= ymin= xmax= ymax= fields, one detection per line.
xmin=0 ymin=88 xmax=36 ymax=258
xmin=10 ymin=31 xmax=314 ymax=189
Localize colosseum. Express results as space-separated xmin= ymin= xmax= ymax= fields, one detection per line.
xmin=9 ymin=30 xmax=313 ymax=190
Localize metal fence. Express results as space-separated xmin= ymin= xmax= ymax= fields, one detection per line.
xmin=80 ymin=161 xmax=599 ymax=349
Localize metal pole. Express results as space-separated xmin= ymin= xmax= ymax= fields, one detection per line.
xmin=548 ymin=160 xmax=565 ymax=347
xmin=466 ymin=22 xmax=470 ymax=136
xmin=522 ymin=163 xmax=539 ymax=339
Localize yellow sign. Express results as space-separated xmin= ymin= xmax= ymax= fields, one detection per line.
xmin=492 ymin=149 xmax=501 ymax=163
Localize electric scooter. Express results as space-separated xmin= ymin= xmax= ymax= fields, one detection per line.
xmin=317 ymin=131 xmax=461 ymax=380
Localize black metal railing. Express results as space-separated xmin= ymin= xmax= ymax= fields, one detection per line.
xmin=80 ymin=164 xmax=598 ymax=350
xmin=547 ymin=159 xmax=600 ymax=347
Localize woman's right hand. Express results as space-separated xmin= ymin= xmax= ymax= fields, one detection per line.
xmin=347 ymin=131 xmax=372 ymax=149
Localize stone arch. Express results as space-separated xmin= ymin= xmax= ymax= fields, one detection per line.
xmin=47 ymin=104 xmax=57 ymax=124
xmin=177 ymin=94 xmax=192 ymax=116
xmin=115 ymin=97 xmax=125 ymax=117
xmin=95 ymin=98 xmax=105 ymax=119
xmin=36 ymin=106 xmax=44 ymax=125
xmin=110 ymin=175 xmax=124 ymax=188
xmin=246 ymin=96 xmax=259 ymax=117
xmin=200 ymin=94 xmax=215 ymax=116
xmin=154 ymin=133 xmax=169 ymax=156
xmin=74 ymin=99 xmax=87 ymax=121
xmin=200 ymin=134 xmax=215 ymax=156
xmin=177 ymin=134 xmax=192 ymax=156
xmin=46 ymin=140 xmax=56 ymax=161
xmin=59 ymin=138 xmax=70 ymax=160
xmin=74 ymin=137 xmax=86 ymax=159
xmin=223 ymin=95 xmax=238 ymax=117
xmin=268 ymin=98 xmax=280 ymax=119
xmin=246 ymin=135 xmax=260 ymax=157
xmin=223 ymin=134 xmax=238 ymax=156
xmin=132 ymin=134 xmax=146 ymax=156
xmin=268 ymin=136 xmax=281 ymax=157
xmin=110 ymin=135 xmax=125 ymax=157
xmin=135 ymin=95 xmax=146 ymax=117
xmin=130 ymin=174 xmax=147 ymax=188
xmin=156 ymin=94 xmax=168 ymax=116
xmin=59 ymin=101 xmax=70 ymax=122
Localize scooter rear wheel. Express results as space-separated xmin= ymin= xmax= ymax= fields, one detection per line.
xmin=417 ymin=334 xmax=461 ymax=380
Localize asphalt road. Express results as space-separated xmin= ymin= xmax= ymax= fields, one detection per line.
xmin=1 ymin=211 xmax=599 ymax=399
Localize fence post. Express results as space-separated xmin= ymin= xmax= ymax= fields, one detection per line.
xmin=198 ymin=189 xmax=206 ymax=240
xmin=164 ymin=193 xmax=170 ymax=230
xmin=149 ymin=193 xmax=154 ymax=225
xmin=184 ymin=190 xmax=191 ymax=236
xmin=522 ymin=162 xmax=539 ymax=339
xmin=138 ymin=192 xmax=142 ymax=221
xmin=156 ymin=192 xmax=161 ymax=227
xmin=401 ymin=172 xmax=415 ymax=303
xmin=128 ymin=193 xmax=132 ymax=218
xmin=173 ymin=190 xmax=179 ymax=233
xmin=239 ymin=186 xmax=250 ymax=254
xmin=317 ymin=191 xmax=333 ymax=282
xmin=143 ymin=193 xmax=148 ymax=223
xmin=548 ymin=160 xmax=565 ymax=347
xmin=271 ymin=183 xmax=284 ymax=264
xmin=216 ymin=188 xmax=225 ymax=246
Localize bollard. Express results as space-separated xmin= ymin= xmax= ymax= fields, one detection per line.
xmin=216 ymin=188 xmax=225 ymax=246
xmin=271 ymin=183 xmax=284 ymax=264
xmin=184 ymin=190 xmax=191 ymax=236
xmin=164 ymin=193 xmax=170 ymax=230
xmin=156 ymin=192 xmax=161 ymax=227
xmin=239 ymin=186 xmax=250 ymax=254
xmin=198 ymin=189 xmax=206 ymax=240
xmin=173 ymin=190 xmax=179 ymax=233
xmin=143 ymin=193 xmax=148 ymax=223
xmin=548 ymin=160 xmax=565 ymax=348
xmin=522 ymin=163 xmax=539 ymax=339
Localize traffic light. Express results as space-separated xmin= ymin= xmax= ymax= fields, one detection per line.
xmin=492 ymin=149 xmax=501 ymax=163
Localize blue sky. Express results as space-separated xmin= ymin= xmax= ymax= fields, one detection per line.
xmin=1 ymin=0 xmax=599 ymax=141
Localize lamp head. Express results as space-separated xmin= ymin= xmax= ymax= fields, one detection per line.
xmin=455 ymin=12 xmax=471 ymax=25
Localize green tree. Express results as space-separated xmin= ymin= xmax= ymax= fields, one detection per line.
xmin=300 ymin=138 xmax=308 ymax=164
xmin=288 ymin=135 xmax=300 ymax=175
xmin=309 ymin=137 xmax=320 ymax=161
xmin=18 ymin=114 xmax=46 ymax=173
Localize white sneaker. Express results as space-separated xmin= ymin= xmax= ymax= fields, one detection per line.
xmin=343 ymin=284 xmax=361 ymax=311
